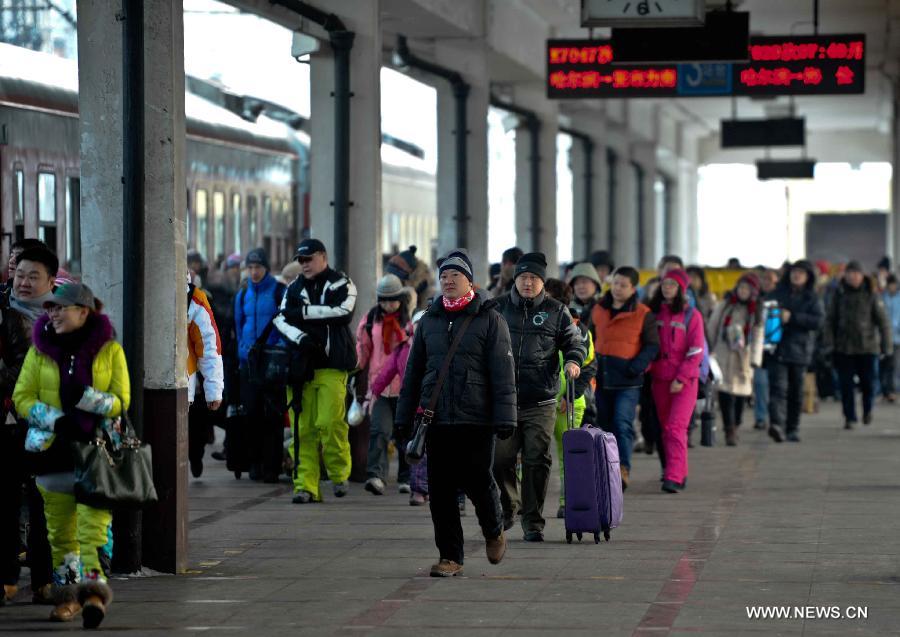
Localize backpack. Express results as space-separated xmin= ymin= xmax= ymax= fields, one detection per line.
xmin=684 ymin=306 xmax=711 ymax=383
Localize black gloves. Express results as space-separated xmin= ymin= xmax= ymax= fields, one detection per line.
xmin=495 ymin=425 xmax=515 ymax=440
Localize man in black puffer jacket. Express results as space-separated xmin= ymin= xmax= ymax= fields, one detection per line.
xmin=396 ymin=249 xmax=516 ymax=577
xmin=494 ymin=253 xmax=585 ymax=542
xmin=766 ymin=259 xmax=824 ymax=443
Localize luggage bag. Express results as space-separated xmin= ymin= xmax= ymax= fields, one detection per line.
xmin=562 ymin=380 xmax=624 ymax=543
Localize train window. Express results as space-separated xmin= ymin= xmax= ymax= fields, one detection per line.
xmin=13 ymin=169 xmax=24 ymax=241
xmin=247 ymin=196 xmax=258 ymax=249
xmin=196 ymin=190 xmax=208 ymax=257
xmin=37 ymin=173 xmax=57 ymax=247
xmin=263 ymin=196 xmax=272 ymax=234
xmin=14 ymin=169 xmax=24 ymax=222
xmin=232 ymin=193 xmax=242 ymax=256
xmin=213 ymin=191 xmax=225 ymax=263
xmin=65 ymin=177 xmax=81 ymax=274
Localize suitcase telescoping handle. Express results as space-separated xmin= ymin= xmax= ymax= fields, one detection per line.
xmin=566 ymin=371 xmax=576 ymax=431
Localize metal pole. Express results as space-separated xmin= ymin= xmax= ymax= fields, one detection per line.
xmin=453 ymin=82 xmax=470 ymax=248
xmin=330 ymin=30 xmax=354 ymax=271
xmin=116 ymin=0 xmax=144 ymax=575
xmin=527 ymin=115 xmax=542 ymax=252
xmin=583 ymin=139 xmax=594 ymax=258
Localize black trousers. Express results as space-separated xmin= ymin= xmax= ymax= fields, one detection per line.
xmin=426 ymin=426 xmax=502 ymax=564
xmin=718 ymin=392 xmax=746 ymax=431
xmin=835 ymin=353 xmax=876 ymax=422
xmin=768 ymin=360 xmax=805 ymax=433
xmin=188 ymin=399 xmax=214 ymax=467
xmin=639 ymin=377 xmax=665 ymax=472
xmin=0 ymin=425 xmax=51 ymax=588
xmin=240 ymin=367 xmax=286 ymax=480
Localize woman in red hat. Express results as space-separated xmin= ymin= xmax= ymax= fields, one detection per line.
xmin=708 ymin=274 xmax=765 ymax=446
xmin=647 ymin=269 xmax=705 ymax=493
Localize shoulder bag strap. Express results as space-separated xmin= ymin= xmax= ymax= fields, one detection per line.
xmin=422 ymin=313 xmax=475 ymax=421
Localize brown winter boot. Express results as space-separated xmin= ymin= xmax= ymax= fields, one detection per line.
xmin=77 ymin=581 xmax=113 ymax=630
xmin=1 ymin=584 xmax=16 ymax=605
xmin=429 ymin=559 xmax=463 ymax=577
xmin=620 ymin=466 xmax=630 ymax=491
xmin=725 ymin=426 xmax=738 ymax=446
xmin=485 ymin=532 xmax=507 ymax=565
xmin=49 ymin=585 xmax=81 ymax=622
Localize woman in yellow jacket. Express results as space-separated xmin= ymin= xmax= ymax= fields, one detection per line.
xmin=13 ymin=283 xmax=129 ymax=629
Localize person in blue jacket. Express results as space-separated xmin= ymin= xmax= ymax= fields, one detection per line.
xmin=234 ymin=248 xmax=286 ymax=482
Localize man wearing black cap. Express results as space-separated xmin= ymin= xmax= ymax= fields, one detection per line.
xmin=277 ymin=238 xmax=358 ymax=503
xmin=494 ymin=252 xmax=585 ymax=541
xmin=824 ymin=261 xmax=891 ymax=430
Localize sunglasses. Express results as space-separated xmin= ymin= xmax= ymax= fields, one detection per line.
xmin=297 ymin=256 xmax=314 ymax=264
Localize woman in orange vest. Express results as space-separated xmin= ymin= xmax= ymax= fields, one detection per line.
xmin=588 ymin=266 xmax=659 ymax=490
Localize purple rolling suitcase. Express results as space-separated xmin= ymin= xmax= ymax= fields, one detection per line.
xmin=562 ymin=381 xmax=623 ymax=543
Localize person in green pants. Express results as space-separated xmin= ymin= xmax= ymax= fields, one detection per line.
xmin=543 ymin=279 xmax=596 ymax=519
xmin=275 ymin=239 xmax=358 ymax=503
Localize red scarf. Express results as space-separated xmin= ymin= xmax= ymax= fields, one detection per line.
xmin=381 ymin=312 xmax=406 ymax=355
xmin=442 ymin=288 xmax=475 ymax=312
xmin=723 ymin=293 xmax=757 ymax=339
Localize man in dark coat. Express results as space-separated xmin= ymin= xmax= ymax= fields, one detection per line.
xmin=494 ymin=252 xmax=585 ymax=542
xmin=396 ymin=249 xmax=516 ymax=577
xmin=824 ymin=261 xmax=892 ymax=428
xmin=766 ymin=260 xmax=825 ymax=442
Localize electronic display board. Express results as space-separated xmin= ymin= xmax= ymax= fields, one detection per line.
xmin=547 ymin=34 xmax=865 ymax=98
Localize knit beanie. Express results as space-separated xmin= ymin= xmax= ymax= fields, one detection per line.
xmin=438 ymin=249 xmax=474 ymax=283
xmin=515 ymin=252 xmax=548 ymax=282
xmin=737 ymin=272 xmax=761 ymax=297
xmin=663 ymin=268 xmax=689 ymax=293
xmin=845 ymin=260 xmax=864 ymax=273
xmin=386 ymin=246 xmax=419 ymax=281
xmin=376 ymin=273 xmax=404 ymax=300
xmin=567 ymin=261 xmax=602 ymax=288
xmin=245 ymin=248 xmax=269 ymax=271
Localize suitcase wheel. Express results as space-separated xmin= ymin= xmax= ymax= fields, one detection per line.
xmin=594 ymin=532 xmax=600 ymax=544
xmin=566 ymin=531 xmax=573 ymax=544
xmin=234 ymin=471 xmax=242 ymax=480
xmin=576 ymin=532 xmax=583 ymax=542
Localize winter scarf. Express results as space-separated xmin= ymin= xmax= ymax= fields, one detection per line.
xmin=722 ymin=292 xmax=758 ymax=339
xmin=442 ymin=288 xmax=475 ymax=312
xmin=381 ymin=311 xmax=406 ymax=355
xmin=10 ymin=290 xmax=55 ymax=323
xmin=32 ymin=312 xmax=115 ymax=435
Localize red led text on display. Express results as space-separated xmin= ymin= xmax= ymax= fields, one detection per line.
xmin=547 ymin=34 xmax=865 ymax=98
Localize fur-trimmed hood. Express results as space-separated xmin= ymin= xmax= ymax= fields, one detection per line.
xmin=32 ymin=313 xmax=116 ymax=385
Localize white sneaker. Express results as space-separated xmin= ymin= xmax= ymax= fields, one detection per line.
xmin=364 ymin=477 xmax=384 ymax=495
xmin=398 ymin=482 xmax=411 ymax=494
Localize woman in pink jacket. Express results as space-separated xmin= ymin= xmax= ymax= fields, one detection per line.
xmin=369 ymin=311 xmax=428 ymax=505
xmin=648 ymin=269 xmax=705 ymax=494
xmin=356 ymin=274 xmax=414 ymax=496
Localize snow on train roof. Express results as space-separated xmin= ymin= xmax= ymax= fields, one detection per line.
xmin=0 ymin=43 xmax=301 ymax=149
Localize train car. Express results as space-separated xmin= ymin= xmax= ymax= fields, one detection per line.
xmin=1 ymin=42 xmax=439 ymax=278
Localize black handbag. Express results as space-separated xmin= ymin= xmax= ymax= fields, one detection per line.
xmin=72 ymin=414 xmax=158 ymax=509
xmin=405 ymin=314 xmax=475 ymax=465
xmin=247 ymin=319 xmax=291 ymax=387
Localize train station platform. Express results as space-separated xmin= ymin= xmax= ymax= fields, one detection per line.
xmin=2 ymin=401 xmax=899 ymax=636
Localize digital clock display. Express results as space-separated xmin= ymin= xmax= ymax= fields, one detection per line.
xmin=547 ymin=34 xmax=865 ymax=98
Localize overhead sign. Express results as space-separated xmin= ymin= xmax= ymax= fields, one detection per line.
xmin=611 ymin=11 xmax=749 ymax=63
xmin=581 ymin=0 xmax=705 ymax=28
xmin=721 ymin=118 xmax=805 ymax=148
xmin=547 ymin=34 xmax=865 ymax=98
xmin=757 ymin=159 xmax=816 ymax=180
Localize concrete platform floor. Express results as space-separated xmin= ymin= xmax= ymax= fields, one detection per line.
xmin=2 ymin=401 xmax=899 ymax=636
